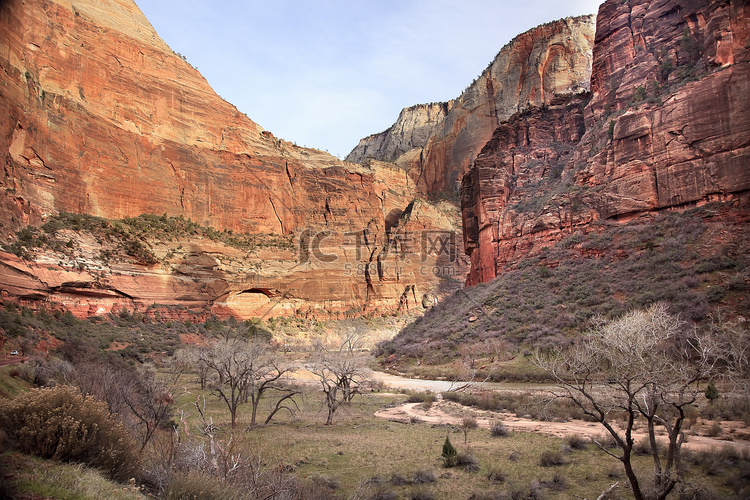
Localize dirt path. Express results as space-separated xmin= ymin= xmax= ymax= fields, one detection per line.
xmin=0 ymin=356 xmax=27 ymax=368
xmin=375 ymin=399 xmax=750 ymax=453
xmin=367 ymin=370 xmax=556 ymax=393
xmin=294 ymin=367 xmax=750 ymax=453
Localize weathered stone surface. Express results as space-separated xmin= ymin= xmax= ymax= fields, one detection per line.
xmin=0 ymin=0 xmax=467 ymax=317
xmin=461 ymin=94 xmax=589 ymax=284
xmin=346 ymin=102 xmax=453 ymax=164
xmin=587 ymin=0 xmax=749 ymax=121
xmin=462 ymin=0 xmax=750 ymax=286
xmin=580 ymin=0 xmax=750 ymax=219
xmin=349 ymin=15 xmax=596 ymax=195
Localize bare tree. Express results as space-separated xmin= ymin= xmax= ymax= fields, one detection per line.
xmin=118 ymin=367 xmax=174 ymax=450
xmin=484 ymin=337 xmax=515 ymax=363
xmin=451 ymin=341 xmax=499 ymax=391
xmin=199 ymin=338 xmax=255 ymax=428
xmin=311 ymin=332 xmax=369 ymax=425
xmin=536 ymin=304 xmax=716 ymax=500
xmin=73 ymin=361 xmax=128 ymax=415
xmin=198 ymin=338 xmax=298 ymax=428
xmin=166 ymin=347 xmax=194 ymax=387
xmin=187 ymin=346 xmax=212 ymax=390
xmin=246 ymin=354 xmax=300 ymax=427
xmin=705 ymin=314 xmax=750 ymax=393
xmin=16 ymin=335 xmax=35 ymax=357
xmin=72 ymin=361 xmax=173 ymax=450
xmin=457 ymin=343 xmax=480 ymax=369
xmin=460 ymin=415 xmax=478 ymax=444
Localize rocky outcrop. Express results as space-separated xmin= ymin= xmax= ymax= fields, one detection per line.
xmin=581 ymin=0 xmax=750 ymax=217
xmin=346 ymin=102 xmax=452 ymax=164
xmin=462 ymin=0 xmax=750 ymax=286
xmin=0 ymin=0 xmax=361 ymax=234
xmin=417 ymin=15 xmax=596 ymax=194
xmin=349 ymin=15 xmax=597 ymax=194
xmin=0 ymin=187 xmax=467 ymax=319
xmin=0 ymin=0 xmax=467 ymax=317
xmin=461 ymin=94 xmax=588 ymax=285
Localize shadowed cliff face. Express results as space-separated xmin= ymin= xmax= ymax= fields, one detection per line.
xmin=0 ymin=0 xmax=467 ymax=317
xmin=461 ymin=94 xmax=589 ymax=285
xmin=348 ymin=15 xmax=597 ymax=195
xmin=462 ymin=0 xmax=750 ymax=286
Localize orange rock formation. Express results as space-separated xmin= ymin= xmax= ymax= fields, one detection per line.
xmin=461 ymin=0 xmax=750 ymax=285
xmin=0 ymin=0 xmax=466 ymax=317
xmin=349 ymin=16 xmax=597 ymax=194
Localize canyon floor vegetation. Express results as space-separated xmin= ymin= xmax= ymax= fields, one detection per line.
xmin=1 ymin=302 xmax=749 ymax=499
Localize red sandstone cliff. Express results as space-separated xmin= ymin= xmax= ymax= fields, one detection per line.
xmin=462 ymin=0 xmax=750 ymax=286
xmin=0 ymin=0 xmax=467 ymax=317
xmin=0 ymin=0 xmax=364 ymax=234
xmin=349 ymin=15 xmax=596 ymax=195
xmin=461 ymin=94 xmax=589 ymax=285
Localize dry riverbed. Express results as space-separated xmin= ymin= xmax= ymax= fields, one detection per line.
xmin=291 ymin=366 xmax=750 ymax=453
xmin=375 ymin=398 xmax=750 ymax=453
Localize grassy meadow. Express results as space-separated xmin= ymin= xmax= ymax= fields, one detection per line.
xmin=1 ymin=341 xmax=750 ymax=499
xmin=164 ymin=372 xmax=640 ymax=500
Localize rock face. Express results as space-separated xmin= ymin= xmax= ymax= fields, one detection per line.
xmin=0 ymin=0 xmax=467 ymax=317
xmin=349 ymin=15 xmax=597 ymax=194
xmin=1 ymin=0 xmax=358 ymax=234
xmin=0 ymin=189 xmax=467 ymax=319
xmin=346 ymin=102 xmax=453 ymax=164
xmin=461 ymin=94 xmax=588 ymax=285
xmin=581 ymin=0 xmax=750 ymax=217
xmin=462 ymin=0 xmax=750 ymax=286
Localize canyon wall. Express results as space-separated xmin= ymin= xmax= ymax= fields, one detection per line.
xmin=461 ymin=94 xmax=589 ymax=285
xmin=346 ymin=102 xmax=452 ymax=164
xmin=349 ymin=15 xmax=596 ymax=194
xmin=0 ymin=0 xmax=363 ymax=234
xmin=462 ymin=0 xmax=750 ymax=285
xmin=0 ymin=0 xmax=466 ymax=317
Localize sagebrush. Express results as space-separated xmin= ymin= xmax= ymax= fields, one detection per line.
xmin=0 ymin=385 xmax=140 ymax=481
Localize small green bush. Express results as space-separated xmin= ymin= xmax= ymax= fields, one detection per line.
xmin=0 ymin=385 xmax=139 ymax=481
xmin=509 ymin=482 xmax=549 ymax=500
xmin=390 ymin=474 xmax=408 ymax=486
xmin=406 ymin=391 xmax=436 ymax=407
xmin=545 ymin=473 xmax=569 ymax=492
xmin=631 ymin=85 xmax=647 ymax=104
xmin=441 ymin=436 xmax=458 ymax=467
xmin=706 ymin=286 xmax=726 ymax=303
xmin=660 ymin=57 xmax=674 ymax=81
xmin=457 ymin=452 xmax=480 ymax=472
xmin=566 ymin=434 xmax=588 ymax=450
xmin=412 ymin=469 xmax=436 ymax=484
xmin=409 ymin=488 xmax=435 ymax=500
xmin=486 ymin=468 xmax=506 ymax=483
xmin=705 ymin=381 xmax=720 ymax=404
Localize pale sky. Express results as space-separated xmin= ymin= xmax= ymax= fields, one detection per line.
xmin=135 ymin=1 xmax=602 ymax=159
